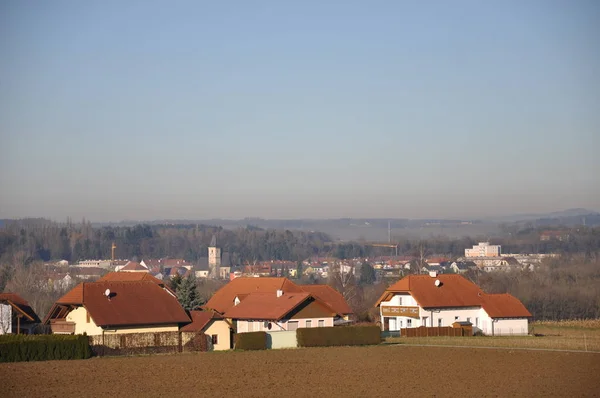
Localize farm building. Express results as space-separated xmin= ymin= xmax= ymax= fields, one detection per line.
xmin=0 ymin=293 xmax=41 ymax=334
xmin=44 ymin=280 xmax=190 ymax=336
xmin=205 ymin=277 xmax=353 ymax=332
xmin=375 ymin=273 xmax=531 ymax=336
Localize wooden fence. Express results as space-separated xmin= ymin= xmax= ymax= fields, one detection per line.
xmin=401 ymin=326 xmax=465 ymax=338
xmin=88 ymin=331 xmax=210 ymax=356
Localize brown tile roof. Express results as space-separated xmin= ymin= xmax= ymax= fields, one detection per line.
xmin=223 ymin=292 xmax=312 ymax=320
xmin=52 ymin=281 xmax=189 ymax=327
xmin=301 ymin=285 xmax=352 ymax=315
xmin=97 ymin=272 xmax=174 ymax=294
xmin=376 ymin=274 xmax=532 ymax=318
xmin=57 ymin=283 xmax=84 ymax=304
xmin=204 ymin=277 xmax=305 ymax=314
xmin=180 ymin=310 xmax=224 ymax=332
xmin=481 ymin=293 xmax=532 ymax=318
xmin=379 ymin=274 xmax=483 ymax=308
xmin=120 ymin=261 xmax=148 ymax=271
xmin=0 ymin=293 xmax=40 ymax=322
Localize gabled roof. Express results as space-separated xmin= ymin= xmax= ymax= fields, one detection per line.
xmin=376 ymin=274 xmax=532 ymax=318
xmin=379 ymin=274 xmax=484 ymax=308
xmin=0 ymin=293 xmax=40 ymax=322
xmin=204 ymin=277 xmax=305 ymax=314
xmin=300 ymin=285 xmax=352 ymax=315
xmin=223 ymin=292 xmax=312 ymax=320
xmin=97 ymin=272 xmax=174 ymax=294
xmin=120 ymin=261 xmax=148 ymax=272
xmin=48 ymin=281 xmax=189 ymax=327
xmin=180 ymin=310 xmax=225 ymax=332
xmin=57 ymin=283 xmax=84 ymax=304
xmin=481 ymin=293 xmax=532 ymax=318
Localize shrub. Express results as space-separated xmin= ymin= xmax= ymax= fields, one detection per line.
xmin=297 ymin=325 xmax=381 ymax=347
xmin=234 ymin=332 xmax=267 ymax=350
xmin=0 ymin=334 xmax=92 ymax=362
xmin=184 ymin=332 xmax=210 ymax=352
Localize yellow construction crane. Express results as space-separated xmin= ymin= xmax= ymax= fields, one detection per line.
xmin=111 ymin=242 xmax=117 ymax=262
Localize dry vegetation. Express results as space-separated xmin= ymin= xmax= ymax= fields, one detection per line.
xmin=383 ymin=320 xmax=600 ymax=352
xmin=1 ymin=345 xmax=598 ymax=397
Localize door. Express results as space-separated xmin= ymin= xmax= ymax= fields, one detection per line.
xmin=389 ymin=318 xmax=397 ymax=331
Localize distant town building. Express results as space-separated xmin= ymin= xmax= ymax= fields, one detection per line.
xmin=208 ymin=235 xmax=221 ymax=279
xmin=465 ymin=242 xmax=501 ymax=258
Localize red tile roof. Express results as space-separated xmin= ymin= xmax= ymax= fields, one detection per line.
xmin=0 ymin=293 xmax=40 ymax=322
xmin=57 ymin=283 xmax=84 ymax=304
xmin=180 ymin=310 xmax=224 ymax=332
xmin=376 ymin=274 xmax=531 ymax=318
xmin=223 ymin=292 xmax=312 ymax=320
xmin=481 ymin=293 xmax=532 ymax=318
xmin=97 ymin=272 xmax=174 ymax=294
xmin=52 ymin=281 xmax=189 ymax=327
xmin=301 ymin=285 xmax=352 ymax=315
xmin=120 ymin=261 xmax=148 ymax=272
xmin=204 ymin=277 xmax=305 ymax=314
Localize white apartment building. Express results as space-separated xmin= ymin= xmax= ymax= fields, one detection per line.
xmin=465 ymin=242 xmax=501 ymax=258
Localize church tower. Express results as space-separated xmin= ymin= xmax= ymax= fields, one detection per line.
xmin=208 ymin=235 xmax=221 ymax=278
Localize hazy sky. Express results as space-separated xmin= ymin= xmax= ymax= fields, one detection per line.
xmin=1 ymin=1 xmax=599 ymax=221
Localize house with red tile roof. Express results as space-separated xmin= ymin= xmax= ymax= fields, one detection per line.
xmin=375 ymin=273 xmax=531 ymax=336
xmin=180 ymin=310 xmax=233 ymax=350
xmin=225 ymin=291 xmax=338 ymax=333
xmin=205 ymin=277 xmax=353 ymax=333
xmin=44 ymin=280 xmax=190 ymax=336
xmin=0 ymin=293 xmax=41 ymax=334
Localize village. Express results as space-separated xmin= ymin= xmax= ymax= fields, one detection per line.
xmin=1 ymin=238 xmax=532 ymax=354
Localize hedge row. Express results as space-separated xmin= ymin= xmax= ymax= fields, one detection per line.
xmin=234 ymin=331 xmax=267 ymax=350
xmin=0 ymin=334 xmax=92 ymax=362
xmin=297 ymin=325 xmax=381 ymax=347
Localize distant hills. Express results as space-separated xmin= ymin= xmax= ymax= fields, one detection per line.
xmin=2 ymin=208 xmax=598 ymax=241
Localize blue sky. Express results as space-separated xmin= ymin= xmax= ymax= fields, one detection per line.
xmin=1 ymin=1 xmax=598 ymax=221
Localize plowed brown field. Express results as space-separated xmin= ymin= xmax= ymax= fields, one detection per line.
xmin=1 ymin=345 xmax=598 ymax=397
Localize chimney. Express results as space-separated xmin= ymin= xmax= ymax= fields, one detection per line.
xmin=277 ymin=290 xmax=283 ymax=298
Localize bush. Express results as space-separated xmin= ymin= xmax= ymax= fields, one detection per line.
xmin=184 ymin=332 xmax=210 ymax=352
xmin=0 ymin=334 xmax=92 ymax=362
xmin=234 ymin=332 xmax=267 ymax=350
xmin=297 ymin=325 xmax=381 ymax=347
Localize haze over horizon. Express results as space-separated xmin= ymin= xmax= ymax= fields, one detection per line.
xmin=1 ymin=1 xmax=599 ymax=222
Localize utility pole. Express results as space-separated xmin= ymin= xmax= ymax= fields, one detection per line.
xmin=388 ymin=220 xmax=391 ymax=243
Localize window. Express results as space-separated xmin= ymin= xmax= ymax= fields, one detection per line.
xmin=86 ymin=311 xmax=90 ymax=323
xmin=398 ymin=296 xmax=403 ymax=305
xmin=288 ymin=321 xmax=299 ymax=331
xmin=455 ymin=316 xmax=459 ymax=321
xmin=318 ymin=320 xmax=324 ymax=327
xmin=438 ymin=319 xmax=443 ymax=327
xmin=467 ymin=317 xmax=471 ymax=324
xmin=211 ymin=335 xmax=218 ymax=345
xmin=306 ymin=320 xmax=312 ymax=328
xmin=475 ymin=317 xmax=479 ymax=327
xmin=407 ymin=319 xmax=412 ymax=327
xmin=422 ymin=317 xmax=428 ymax=327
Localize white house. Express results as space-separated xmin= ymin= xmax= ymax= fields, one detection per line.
xmin=0 ymin=293 xmax=41 ymax=334
xmin=376 ymin=273 xmax=531 ymax=336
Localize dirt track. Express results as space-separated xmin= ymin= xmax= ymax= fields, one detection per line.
xmin=1 ymin=345 xmax=598 ymax=397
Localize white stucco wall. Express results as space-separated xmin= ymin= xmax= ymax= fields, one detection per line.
xmin=380 ymin=293 xmax=530 ymax=336
xmin=204 ymin=320 xmax=231 ymax=351
xmin=236 ymin=317 xmax=334 ymax=333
